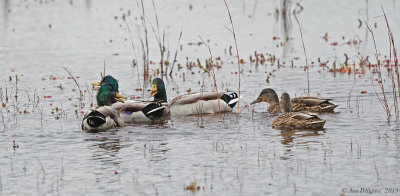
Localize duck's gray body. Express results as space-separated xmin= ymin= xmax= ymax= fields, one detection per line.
xmin=166 ymin=91 xmax=239 ymax=115
xmin=112 ymin=100 xmax=166 ymax=123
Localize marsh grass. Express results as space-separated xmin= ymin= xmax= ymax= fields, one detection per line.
xmin=365 ymin=6 xmax=398 ymax=121
xmin=199 ymin=36 xmax=221 ymax=115
xmin=381 ymin=6 xmax=399 ymax=120
xmin=83 ymin=81 xmax=94 ymax=108
xmin=123 ymin=0 xmax=184 ymax=98
xmin=130 ymin=0 xmax=151 ymax=85
xmin=63 ymin=67 xmax=83 ymax=108
xmin=148 ymin=1 xmax=183 ymax=79
xmin=365 ymin=24 xmax=390 ymax=119
xmin=169 ymin=30 xmax=183 ymax=77
xmin=197 ymin=74 xmax=206 ymax=127
xmin=150 ymin=0 xmax=165 ymax=78
xmin=124 ymin=20 xmax=143 ymax=98
xmin=294 ymin=13 xmax=309 ymax=95
xmin=139 ymin=0 xmax=150 ymax=80
xmin=223 ymin=0 xmax=241 ymax=113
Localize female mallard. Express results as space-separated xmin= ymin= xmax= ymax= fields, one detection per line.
xmin=250 ymin=88 xmax=338 ymax=114
xmin=272 ymin=92 xmax=326 ymax=130
xmin=148 ymin=78 xmax=240 ymax=115
xmin=81 ymin=106 xmax=125 ymax=132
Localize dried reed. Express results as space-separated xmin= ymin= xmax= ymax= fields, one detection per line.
xmin=365 ymin=18 xmax=391 ymax=120
xmin=223 ymin=0 xmax=241 ymax=113
xmin=294 ymin=13 xmax=309 ymax=95
xmin=199 ymin=36 xmax=221 ymax=114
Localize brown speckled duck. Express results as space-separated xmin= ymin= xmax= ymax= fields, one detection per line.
xmin=250 ymin=88 xmax=338 ymax=114
xmin=272 ymin=92 xmax=326 ymax=130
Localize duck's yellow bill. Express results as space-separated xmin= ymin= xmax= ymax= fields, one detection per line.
xmin=91 ymin=82 xmax=101 ymax=86
xmin=115 ymin=93 xmax=126 ymax=99
xmin=148 ymin=84 xmax=157 ymax=97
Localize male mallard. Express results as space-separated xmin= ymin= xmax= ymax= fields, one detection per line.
xmin=272 ymin=92 xmax=326 ymax=130
xmin=148 ymin=78 xmax=240 ymax=115
xmin=81 ymin=106 xmax=125 ymax=132
xmin=148 ymin=78 xmax=168 ymax=103
xmin=108 ymin=77 xmax=167 ymax=123
xmin=92 ymin=75 xmax=119 ymax=92
xmin=81 ymin=75 xmax=126 ymax=132
xmin=96 ymin=83 xmax=126 ymax=107
xmin=91 ymin=75 xmax=126 ymax=106
xmin=250 ymin=88 xmax=338 ymax=114
xmin=111 ymin=100 xmax=166 ymax=123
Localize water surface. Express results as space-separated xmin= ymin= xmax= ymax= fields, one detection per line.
xmin=0 ymin=0 xmax=400 ymax=195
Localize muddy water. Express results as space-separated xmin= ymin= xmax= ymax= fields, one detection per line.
xmin=1 ymin=0 xmax=400 ymax=195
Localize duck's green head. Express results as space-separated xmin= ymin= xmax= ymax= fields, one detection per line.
xmin=250 ymin=88 xmax=280 ymax=105
xmin=148 ymin=78 xmax=167 ymax=102
xmin=92 ymin=75 xmax=119 ymax=92
xmin=280 ymin=92 xmax=292 ymax=113
xmin=97 ymin=84 xmax=126 ymax=107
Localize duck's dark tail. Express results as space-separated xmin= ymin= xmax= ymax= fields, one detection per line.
xmin=142 ymin=103 xmax=165 ymax=119
xmin=85 ymin=111 xmax=106 ymax=127
xmin=220 ymin=92 xmax=239 ymax=108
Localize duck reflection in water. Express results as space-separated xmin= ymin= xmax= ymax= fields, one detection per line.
xmin=85 ymin=132 xmax=131 ymax=153
xmin=278 ymin=129 xmax=323 ymax=160
xmin=279 ymin=128 xmax=323 ymax=147
xmin=85 ymin=125 xmax=170 ymax=164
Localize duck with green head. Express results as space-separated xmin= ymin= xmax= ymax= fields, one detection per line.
xmin=96 ymin=84 xmax=126 ymax=106
xmin=110 ymin=78 xmax=168 ymax=123
xmin=147 ymin=78 xmax=240 ymax=116
xmin=81 ymin=76 xmax=126 ymax=132
xmin=250 ymin=88 xmax=338 ymax=114
xmin=272 ymin=92 xmax=326 ymax=130
xmin=92 ymin=75 xmax=119 ymax=92
xmin=82 ymin=84 xmax=125 ymax=132
xmin=148 ymin=77 xmax=167 ymax=103
xmin=91 ymin=75 xmax=126 ymax=106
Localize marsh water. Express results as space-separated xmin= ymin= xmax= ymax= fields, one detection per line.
xmin=1 ymin=0 xmax=400 ymax=195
